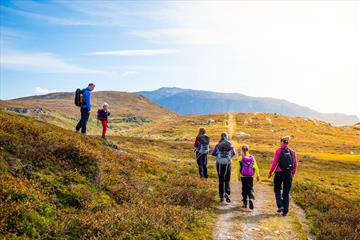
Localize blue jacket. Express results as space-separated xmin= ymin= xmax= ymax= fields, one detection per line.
xmin=81 ymin=87 xmax=91 ymax=111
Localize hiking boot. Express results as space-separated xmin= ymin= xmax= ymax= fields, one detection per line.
xmin=282 ymin=212 xmax=288 ymax=216
xmin=277 ymin=207 xmax=284 ymax=213
xmin=220 ymin=198 xmax=225 ymax=203
xmin=224 ymin=193 xmax=231 ymax=203
xmin=242 ymin=203 xmax=247 ymax=208
xmin=101 ymin=136 xmax=107 ymax=141
xmin=249 ymin=200 xmax=254 ymax=210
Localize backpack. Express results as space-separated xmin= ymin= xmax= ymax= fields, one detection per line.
xmin=197 ymin=135 xmax=210 ymax=154
xmin=278 ymin=148 xmax=294 ymax=171
xmin=216 ymin=141 xmax=233 ymax=164
xmin=240 ymin=155 xmax=255 ymax=177
xmin=74 ymin=89 xmax=83 ymax=107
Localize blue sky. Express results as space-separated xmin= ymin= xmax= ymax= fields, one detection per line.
xmin=0 ymin=0 xmax=359 ymax=117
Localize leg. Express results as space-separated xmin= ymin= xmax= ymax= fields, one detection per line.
xmin=202 ymin=154 xmax=208 ymax=179
xmin=196 ymin=152 xmax=203 ymax=178
xmin=224 ymin=164 xmax=231 ymax=196
xmin=282 ymin=171 xmax=293 ymax=214
xmin=248 ymin=177 xmax=254 ymax=200
xmin=216 ymin=163 xmax=224 ymax=199
xmin=241 ymin=177 xmax=247 ymax=202
xmin=101 ymin=120 xmax=108 ymax=137
xmin=274 ymin=172 xmax=284 ymax=209
xmin=81 ymin=109 xmax=89 ymax=134
xmin=76 ymin=109 xmax=83 ymax=131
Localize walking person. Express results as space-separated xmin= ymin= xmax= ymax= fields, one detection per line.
xmin=238 ymin=144 xmax=260 ymax=209
xmin=212 ymin=133 xmax=236 ymax=203
xmin=268 ymin=136 xmax=298 ymax=216
xmin=75 ymin=83 xmax=95 ymax=137
xmin=97 ymin=102 xmax=111 ymax=140
xmin=194 ymin=128 xmax=210 ymax=179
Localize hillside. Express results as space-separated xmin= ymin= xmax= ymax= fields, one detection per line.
xmin=139 ymin=87 xmax=359 ymax=126
xmin=0 ymin=91 xmax=176 ymax=134
xmin=0 ymin=111 xmax=216 ymax=239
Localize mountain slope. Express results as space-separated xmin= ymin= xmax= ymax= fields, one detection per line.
xmin=139 ymin=87 xmax=359 ymax=126
xmin=1 ymin=91 xmax=175 ymax=119
xmin=0 ymin=111 xmax=215 ymax=239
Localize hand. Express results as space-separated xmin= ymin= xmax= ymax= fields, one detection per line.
xmin=256 ymin=176 xmax=260 ymax=182
xmin=268 ymin=174 xmax=272 ymax=179
xmin=88 ymin=111 xmax=91 ymax=114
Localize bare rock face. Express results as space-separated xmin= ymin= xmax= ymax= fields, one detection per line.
xmin=4 ymin=107 xmax=53 ymax=114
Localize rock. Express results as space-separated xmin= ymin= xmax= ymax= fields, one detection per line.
xmin=200 ymin=119 xmax=216 ymax=125
xmin=349 ymin=151 xmax=354 ymax=155
xmin=266 ymin=118 xmax=272 ymax=124
xmin=280 ymin=127 xmax=288 ymax=131
xmin=236 ymin=132 xmax=251 ymax=139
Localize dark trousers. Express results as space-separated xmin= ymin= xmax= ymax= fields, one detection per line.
xmin=241 ymin=177 xmax=254 ymax=202
xmin=76 ymin=108 xmax=89 ymax=134
xmin=216 ymin=163 xmax=231 ymax=199
xmin=196 ymin=152 xmax=208 ymax=178
xmin=274 ymin=171 xmax=293 ymax=214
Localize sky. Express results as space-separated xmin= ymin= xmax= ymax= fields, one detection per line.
xmin=0 ymin=0 xmax=359 ymax=117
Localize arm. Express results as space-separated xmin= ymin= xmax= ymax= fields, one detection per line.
xmin=193 ymin=137 xmax=199 ymax=148
xmin=253 ymin=158 xmax=260 ymax=178
xmin=292 ymin=150 xmax=298 ymax=176
xmin=269 ymin=149 xmax=281 ymax=176
xmin=84 ymin=91 xmax=91 ymax=112
xmin=231 ymin=144 xmax=236 ymax=157
xmin=211 ymin=144 xmax=218 ymax=156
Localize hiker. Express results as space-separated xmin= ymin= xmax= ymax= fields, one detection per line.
xmin=238 ymin=144 xmax=260 ymax=209
xmin=212 ymin=133 xmax=236 ymax=203
xmin=75 ymin=83 xmax=95 ymax=137
xmin=268 ymin=136 xmax=298 ymax=216
xmin=97 ymin=102 xmax=111 ymax=140
xmin=194 ymin=128 xmax=210 ymax=179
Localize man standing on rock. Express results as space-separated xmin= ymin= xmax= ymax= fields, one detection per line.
xmin=268 ymin=136 xmax=298 ymax=216
xmin=76 ymin=83 xmax=95 ymax=137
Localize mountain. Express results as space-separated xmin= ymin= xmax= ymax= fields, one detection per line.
xmin=139 ymin=87 xmax=359 ymax=126
xmin=1 ymin=91 xmax=175 ymax=119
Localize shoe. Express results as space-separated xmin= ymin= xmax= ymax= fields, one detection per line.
xmin=242 ymin=203 xmax=247 ymax=208
xmin=224 ymin=193 xmax=231 ymax=203
xmin=282 ymin=212 xmax=288 ymax=216
xmin=220 ymin=198 xmax=225 ymax=203
xmin=249 ymin=200 xmax=254 ymax=209
xmin=101 ymin=136 xmax=107 ymax=140
xmin=277 ymin=207 xmax=284 ymax=213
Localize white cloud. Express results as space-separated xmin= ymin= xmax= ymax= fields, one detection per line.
xmin=35 ymin=87 xmax=59 ymax=95
xmin=121 ymin=71 xmax=138 ymax=77
xmin=1 ymin=50 xmax=101 ymax=74
xmin=87 ymin=49 xmax=179 ymax=56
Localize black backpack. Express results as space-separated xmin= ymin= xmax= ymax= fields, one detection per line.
xmin=74 ymin=89 xmax=83 ymax=107
xmin=216 ymin=141 xmax=232 ymax=164
xmin=197 ymin=135 xmax=210 ymax=154
xmin=278 ymin=148 xmax=294 ymax=171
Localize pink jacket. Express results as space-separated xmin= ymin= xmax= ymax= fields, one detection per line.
xmin=269 ymin=144 xmax=298 ymax=175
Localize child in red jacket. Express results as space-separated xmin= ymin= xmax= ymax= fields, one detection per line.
xmin=97 ymin=102 xmax=110 ymax=139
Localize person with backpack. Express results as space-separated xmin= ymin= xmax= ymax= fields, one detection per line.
xmin=238 ymin=144 xmax=260 ymax=209
xmin=212 ymin=133 xmax=236 ymax=203
xmin=194 ymin=128 xmax=210 ymax=179
xmin=268 ymin=136 xmax=298 ymax=216
xmin=75 ymin=83 xmax=95 ymax=137
xmin=97 ymin=102 xmax=111 ymax=140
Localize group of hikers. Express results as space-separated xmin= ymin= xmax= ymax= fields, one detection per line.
xmin=74 ymin=83 xmax=110 ymax=139
xmin=74 ymin=83 xmax=297 ymax=216
xmin=194 ymin=128 xmax=297 ymax=216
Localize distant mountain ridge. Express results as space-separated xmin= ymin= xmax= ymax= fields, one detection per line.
xmin=139 ymin=87 xmax=359 ymax=126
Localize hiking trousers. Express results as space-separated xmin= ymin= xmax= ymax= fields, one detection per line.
xmin=274 ymin=171 xmax=293 ymax=214
xmin=196 ymin=152 xmax=208 ymax=178
xmin=76 ymin=108 xmax=90 ymax=134
xmin=241 ymin=177 xmax=254 ymax=202
xmin=216 ymin=162 xmax=231 ymax=199
xmin=101 ymin=120 xmax=108 ymax=137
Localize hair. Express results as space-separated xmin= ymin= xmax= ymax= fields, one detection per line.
xmin=220 ymin=132 xmax=229 ymax=142
xmin=241 ymin=144 xmax=249 ymax=157
xmin=281 ymin=136 xmax=290 ymax=144
xmin=88 ymin=83 xmax=95 ymax=87
xmin=197 ymin=127 xmax=206 ymax=137
xmin=103 ymin=102 xmax=109 ymax=108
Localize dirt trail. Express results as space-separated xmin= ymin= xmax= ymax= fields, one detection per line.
xmin=213 ymin=113 xmax=314 ymax=240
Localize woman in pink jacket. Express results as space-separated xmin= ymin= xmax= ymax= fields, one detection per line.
xmin=268 ymin=136 xmax=298 ymax=216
